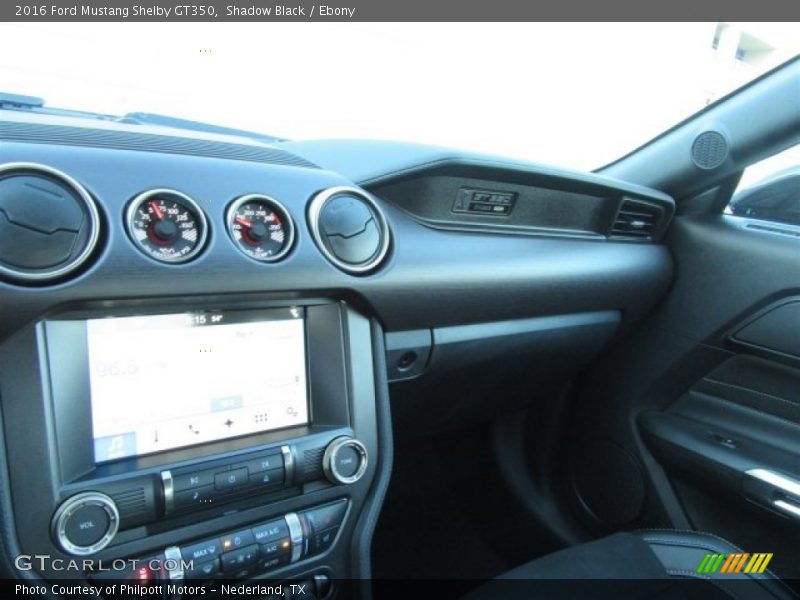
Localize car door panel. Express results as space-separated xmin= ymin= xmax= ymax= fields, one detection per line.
xmin=566 ymin=212 xmax=800 ymax=581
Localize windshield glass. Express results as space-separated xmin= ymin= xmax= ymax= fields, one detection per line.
xmin=1 ymin=22 xmax=798 ymax=171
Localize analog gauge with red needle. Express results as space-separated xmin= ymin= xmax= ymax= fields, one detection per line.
xmin=126 ymin=189 xmax=208 ymax=263
xmin=226 ymin=195 xmax=294 ymax=262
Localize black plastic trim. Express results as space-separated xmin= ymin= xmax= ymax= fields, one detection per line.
xmin=729 ymin=298 xmax=800 ymax=361
xmin=351 ymin=320 xmax=393 ymax=599
xmin=368 ymin=159 xmax=674 ymax=242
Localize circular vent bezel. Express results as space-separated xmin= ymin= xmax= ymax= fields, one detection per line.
xmin=0 ymin=162 xmax=101 ymax=283
xmin=308 ymin=186 xmax=391 ymax=275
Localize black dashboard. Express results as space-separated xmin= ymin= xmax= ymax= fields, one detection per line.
xmin=0 ymin=111 xmax=675 ymax=597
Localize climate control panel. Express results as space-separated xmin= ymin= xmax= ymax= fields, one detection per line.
xmin=89 ymin=500 xmax=347 ymax=585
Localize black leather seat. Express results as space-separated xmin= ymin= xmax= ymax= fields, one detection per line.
xmin=464 ymin=529 xmax=796 ymax=600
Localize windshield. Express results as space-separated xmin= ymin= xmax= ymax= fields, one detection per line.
xmin=1 ymin=22 xmax=798 ymax=171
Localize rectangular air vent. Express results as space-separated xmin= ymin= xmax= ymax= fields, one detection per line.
xmin=610 ymin=198 xmax=664 ymax=240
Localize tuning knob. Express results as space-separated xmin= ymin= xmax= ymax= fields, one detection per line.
xmin=52 ymin=492 xmax=119 ymax=556
xmin=322 ymin=437 xmax=368 ymax=485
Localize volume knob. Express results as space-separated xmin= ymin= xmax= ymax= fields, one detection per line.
xmin=323 ymin=437 xmax=368 ymax=485
xmin=52 ymin=492 xmax=119 ymax=556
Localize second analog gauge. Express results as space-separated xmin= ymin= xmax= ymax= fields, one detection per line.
xmin=226 ymin=195 xmax=294 ymax=262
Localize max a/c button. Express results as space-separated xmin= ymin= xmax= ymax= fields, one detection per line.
xmin=214 ymin=468 xmax=248 ymax=491
xmin=181 ymin=538 xmax=222 ymax=563
xmin=252 ymin=519 xmax=289 ymax=544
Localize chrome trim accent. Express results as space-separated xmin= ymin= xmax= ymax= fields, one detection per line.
xmin=0 ymin=162 xmax=101 ymax=282
xmin=51 ymin=492 xmax=119 ymax=556
xmin=307 ymin=186 xmax=391 ymax=274
xmin=746 ymin=468 xmax=800 ymax=498
xmin=281 ymin=445 xmax=294 ymax=486
xmin=284 ymin=512 xmax=304 ymax=563
xmin=125 ymin=188 xmax=209 ymax=263
xmin=225 ymin=194 xmax=295 ymax=262
xmin=164 ymin=545 xmax=185 ymax=582
xmin=773 ymin=499 xmax=800 ymax=519
xmin=772 ymin=500 xmax=800 ymax=519
xmin=161 ymin=470 xmax=175 ymax=514
xmin=323 ymin=437 xmax=368 ymax=485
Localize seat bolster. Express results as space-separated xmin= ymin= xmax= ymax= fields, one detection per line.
xmin=637 ymin=529 xmax=797 ymax=600
xmin=462 ymin=530 xmax=797 ymax=600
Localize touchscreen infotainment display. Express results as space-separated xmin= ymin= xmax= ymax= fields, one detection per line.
xmin=86 ymin=308 xmax=308 ymax=463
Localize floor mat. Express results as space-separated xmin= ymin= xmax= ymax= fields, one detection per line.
xmin=372 ymin=425 xmax=541 ymax=587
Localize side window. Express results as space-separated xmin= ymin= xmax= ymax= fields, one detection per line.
xmin=726 ymin=144 xmax=800 ymax=226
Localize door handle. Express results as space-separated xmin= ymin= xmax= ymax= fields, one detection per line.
xmin=745 ymin=468 xmax=800 ymax=521
xmin=746 ymin=468 xmax=800 ymax=496
xmin=772 ymin=498 xmax=800 ymax=519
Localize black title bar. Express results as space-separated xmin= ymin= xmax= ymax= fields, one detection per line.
xmin=4 ymin=0 xmax=800 ymax=21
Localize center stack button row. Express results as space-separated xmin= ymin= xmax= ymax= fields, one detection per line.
xmin=162 ymin=447 xmax=289 ymax=512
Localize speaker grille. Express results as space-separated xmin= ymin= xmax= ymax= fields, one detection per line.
xmin=571 ymin=440 xmax=645 ymax=527
xmin=691 ymin=130 xmax=728 ymax=170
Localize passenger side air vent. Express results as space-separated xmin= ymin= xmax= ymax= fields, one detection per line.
xmin=610 ymin=198 xmax=664 ymax=240
xmin=308 ymin=186 xmax=391 ymax=274
xmin=0 ymin=163 xmax=101 ymax=283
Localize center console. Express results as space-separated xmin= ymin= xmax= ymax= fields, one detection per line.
xmin=0 ymin=299 xmax=386 ymax=598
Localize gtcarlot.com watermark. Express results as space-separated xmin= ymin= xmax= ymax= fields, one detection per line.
xmin=15 ymin=554 xmax=190 ymax=573
xmin=14 ymin=554 xmax=196 ymax=596
xmin=11 ymin=555 xmax=299 ymax=598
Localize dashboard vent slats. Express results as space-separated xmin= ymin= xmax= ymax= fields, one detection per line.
xmin=611 ymin=198 xmax=664 ymax=240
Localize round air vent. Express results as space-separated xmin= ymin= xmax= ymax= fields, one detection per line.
xmin=0 ymin=163 xmax=101 ymax=283
xmin=308 ymin=186 xmax=390 ymax=274
xmin=691 ymin=130 xmax=728 ymax=170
